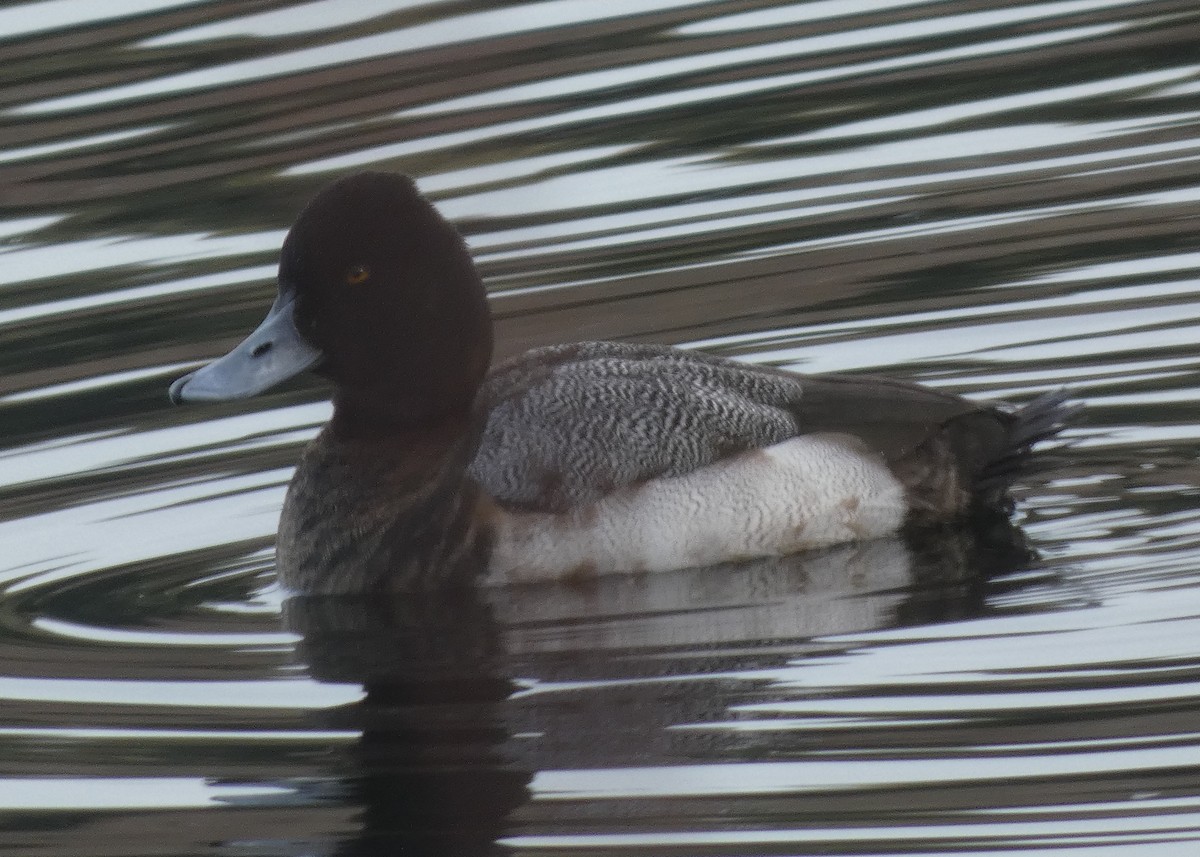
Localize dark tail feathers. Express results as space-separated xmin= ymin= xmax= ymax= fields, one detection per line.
xmin=979 ymin=389 xmax=1080 ymax=495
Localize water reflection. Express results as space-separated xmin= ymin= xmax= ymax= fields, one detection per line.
xmin=288 ymin=591 xmax=527 ymax=855
xmin=280 ymin=516 xmax=1036 ymax=853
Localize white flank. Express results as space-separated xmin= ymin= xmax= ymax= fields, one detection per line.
xmin=486 ymin=434 xmax=907 ymax=584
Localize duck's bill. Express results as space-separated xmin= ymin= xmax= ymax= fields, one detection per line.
xmin=169 ymin=291 xmax=321 ymax=404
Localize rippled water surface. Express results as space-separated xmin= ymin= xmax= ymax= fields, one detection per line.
xmin=3 ymin=0 xmax=1200 ymax=853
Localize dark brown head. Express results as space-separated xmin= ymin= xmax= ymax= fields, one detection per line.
xmin=169 ymin=172 xmax=493 ymax=429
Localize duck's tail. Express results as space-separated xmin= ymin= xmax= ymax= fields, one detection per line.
xmin=977 ymin=389 xmax=1080 ymax=498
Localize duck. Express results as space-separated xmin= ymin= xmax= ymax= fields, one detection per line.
xmin=170 ymin=172 xmax=1074 ymax=594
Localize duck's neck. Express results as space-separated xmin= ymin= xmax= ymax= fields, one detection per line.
xmin=318 ymin=311 xmax=494 ymax=432
xmin=276 ymin=408 xmax=493 ymax=594
xmin=328 ymin=385 xmax=478 ymax=435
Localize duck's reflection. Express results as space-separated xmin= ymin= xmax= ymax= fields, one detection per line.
xmin=492 ymin=511 xmax=1033 ymax=657
xmin=286 ymin=591 xmax=527 ymax=856
xmin=284 ymin=514 xmax=1036 ymax=854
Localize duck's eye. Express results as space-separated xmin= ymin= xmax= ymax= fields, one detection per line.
xmin=345 ymin=264 xmax=371 ymax=286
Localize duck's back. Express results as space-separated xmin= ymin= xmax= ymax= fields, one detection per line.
xmin=469 ymin=342 xmax=1069 ymax=583
xmin=471 ymin=341 xmax=1050 ymax=513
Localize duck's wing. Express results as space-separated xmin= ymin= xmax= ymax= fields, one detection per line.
xmin=470 ymin=341 xmax=1028 ymax=513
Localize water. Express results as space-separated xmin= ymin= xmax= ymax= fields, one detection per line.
xmin=2 ymin=0 xmax=1200 ymax=853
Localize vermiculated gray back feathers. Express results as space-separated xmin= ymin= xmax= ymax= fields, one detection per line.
xmin=468 ymin=341 xmax=1073 ymax=514
xmin=471 ymin=342 xmax=801 ymax=510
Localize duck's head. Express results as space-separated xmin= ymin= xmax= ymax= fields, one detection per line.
xmin=169 ymin=172 xmax=493 ymax=428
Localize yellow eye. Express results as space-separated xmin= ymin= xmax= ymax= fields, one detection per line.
xmin=345 ymin=264 xmax=371 ymax=285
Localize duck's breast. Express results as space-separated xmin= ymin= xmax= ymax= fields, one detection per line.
xmin=485 ymin=432 xmax=907 ymax=584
